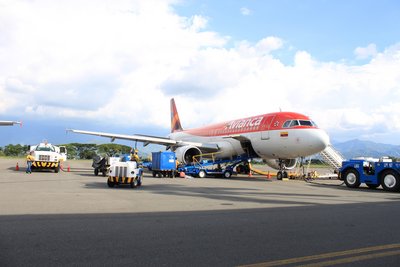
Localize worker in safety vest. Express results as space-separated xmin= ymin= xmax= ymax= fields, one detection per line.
xmin=131 ymin=149 xmax=140 ymax=163
xmin=26 ymin=151 xmax=35 ymax=174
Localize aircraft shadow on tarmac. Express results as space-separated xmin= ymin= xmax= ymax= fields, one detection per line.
xmin=308 ymin=180 xmax=400 ymax=196
xmin=83 ymin=181 xmax=348 ymax=206
xmin=78 ymin=168 xmax=400 ymax=204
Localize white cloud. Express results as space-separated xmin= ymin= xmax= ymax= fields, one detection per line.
xmin=256 ymin=37 xmax=283 ymax=53
xmin=240 ymin=7 xmax=251 ymax=16
xmin=354 ymin=43 xmax=378 ymax=59
xmin=189 ymin=15 xmax=208 ymax=31
xmin=1 ymin=0 xmax=400 ymax=144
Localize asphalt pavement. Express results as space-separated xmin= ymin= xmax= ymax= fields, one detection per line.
xmin=1 ymin=158 xmax=400 ymax=266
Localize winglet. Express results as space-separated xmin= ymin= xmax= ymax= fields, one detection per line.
xmin=170 ymin=98 xmax=183 ymax=133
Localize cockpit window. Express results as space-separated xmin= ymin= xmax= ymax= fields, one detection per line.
xmin=299 ymin=120 xmax=312 ymax=126
xmin=283 ymin=120 xmax=317 ymax=128
xmin=289 ymin=120 xmax=299 ymax=127
xmin=282 ymin=120 xmax=292 ymax=128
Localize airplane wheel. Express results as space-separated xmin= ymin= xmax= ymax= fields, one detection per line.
xmin=343 ymin=169 xmax=360 ymax=188
xmin=223 ymin=171 xmax=232 ymax=178
xmin=198 ymin=170 xmax=206 ymax=178
xmin=381 ymin=170 xmax=400 ymax=192
xmin=277 ymin=171 xmax=283 ymax=180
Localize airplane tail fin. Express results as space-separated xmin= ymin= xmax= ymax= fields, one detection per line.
xmin=170 ymin=98 xmax=183 ymax=133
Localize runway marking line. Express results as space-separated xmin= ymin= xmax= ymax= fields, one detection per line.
xmin=298 ymin=249 xmax=400 ymax=267
xmin=239 ymin=243 xmax=400 ymax=267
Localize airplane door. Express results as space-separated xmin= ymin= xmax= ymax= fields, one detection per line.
xmin=261 ymin=115 xmax=276 ymax=140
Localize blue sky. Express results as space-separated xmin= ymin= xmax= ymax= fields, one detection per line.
xmin=176 ymin=0 xmax=400 ymax=63
xmin=1 ymin=0 xmax=400 ymax=148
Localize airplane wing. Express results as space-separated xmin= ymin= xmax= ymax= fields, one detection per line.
xmin=68 ymin=129 xmax=177 ymax=146
xmin=67 ymin=129 xmax=220 ymax=151
xmin=0 ymin=121 xmax=21 ymax=126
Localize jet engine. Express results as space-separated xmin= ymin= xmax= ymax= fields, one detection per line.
xmin=264 ymin=158 xmax=298 ymax=170
xmin=174 ymin=145 xmax=202 ymax=164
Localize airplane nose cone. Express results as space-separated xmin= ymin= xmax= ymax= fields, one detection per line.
xmin=298 ymin=128 xmax=330 ymax=156
xmin=313 ymin=129 xmax=330 ymax=152
xmin=286 ymin=128 xmax=331 ymax=158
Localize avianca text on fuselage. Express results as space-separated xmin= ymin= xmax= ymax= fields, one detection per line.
xmin=225 ymin=116 xmax=263 ymax=131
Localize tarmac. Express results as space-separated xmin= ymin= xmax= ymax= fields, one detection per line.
xmin=1 ymin=158 xmax=395 ymax=216
xmin=2 ymin=158 xmax=400 ymax=266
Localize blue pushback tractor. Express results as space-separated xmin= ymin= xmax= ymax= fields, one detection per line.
xmin=339 ymin=157 xmax=400 ymax=192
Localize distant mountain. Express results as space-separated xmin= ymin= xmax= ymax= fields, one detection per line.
xmin=332 ymin=139 xmax=400 ymax=159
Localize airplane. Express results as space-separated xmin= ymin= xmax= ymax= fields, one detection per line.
xmin=0 ymin=121 xmax=21 ymax=126
xmin=68 ymin=98 xmax=330 ymax=179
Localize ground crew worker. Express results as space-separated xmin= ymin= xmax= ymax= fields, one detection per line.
xmin=131 ymin=149 xmax=140 ymax=163
xmin=26 ymin=151 xmax=35 ymax=174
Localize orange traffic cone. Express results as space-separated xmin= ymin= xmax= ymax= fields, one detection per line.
xmin=15 ymin=163 xmax=19 ymax=171
xmin=248 ymin=163 xmax=252 ymax=177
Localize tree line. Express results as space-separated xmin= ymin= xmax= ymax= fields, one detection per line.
xmin=0 ymin=143 xmax=135 ymax=160
xmin=2 ymin=143 xmax=399 ymax=162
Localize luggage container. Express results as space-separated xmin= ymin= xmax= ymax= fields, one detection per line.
xmin=151 ymin=151 xmax=177 ymax=178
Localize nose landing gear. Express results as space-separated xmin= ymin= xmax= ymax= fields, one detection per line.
xmin=276 ymin=171 xmax=288 ymax=180
xmin=276 ymin=160 xmax=288 ymax=180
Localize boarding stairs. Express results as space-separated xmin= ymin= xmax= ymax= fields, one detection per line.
xmin=319 ymin=144 xmax=345 ymax=171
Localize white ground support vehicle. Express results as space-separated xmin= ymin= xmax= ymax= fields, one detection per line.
xmin=29 ymin=142 xmax=67 ymax=173
xmin=92 ymin=156 xmax=121 ymax=176
xmin=107 ymin=161 xmax=143 ymax=188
